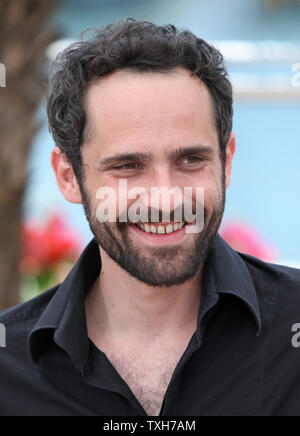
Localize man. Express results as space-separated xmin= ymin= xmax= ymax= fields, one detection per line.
xmin=0 ymin=19 xmax=300 ymax=417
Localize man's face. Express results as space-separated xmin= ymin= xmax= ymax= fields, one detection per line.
xmin=78 ymin=68 xmax=232 ymax=287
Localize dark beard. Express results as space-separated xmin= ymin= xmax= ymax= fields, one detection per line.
xmin=79 ymin=178 xmax=225 ymax=288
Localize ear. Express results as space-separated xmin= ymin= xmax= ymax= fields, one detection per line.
xmin=224 ymin=133 xmax=236 ymax=189
xmin=51 ymin=147 xmax=82 ymax=204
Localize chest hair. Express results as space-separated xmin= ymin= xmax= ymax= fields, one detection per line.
xmin=106 ymin=348 xmax=184 ymax=416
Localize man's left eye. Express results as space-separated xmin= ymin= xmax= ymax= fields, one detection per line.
xmin=181 ymin=156 xmax=203 ymax=165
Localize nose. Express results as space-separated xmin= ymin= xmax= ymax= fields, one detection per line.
xmin=150 ymin=164 xmax=174 ymax=190
xmin=143 ymin=165 xmax=182 ymax=220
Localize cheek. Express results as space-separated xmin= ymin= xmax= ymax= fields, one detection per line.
xmin=203 ymin=185 xmax=222 ymax=214
xmin=189 ymin=167 xmax=222 ymax=205
xmin=93 ymin=181 xmax=138 ymax=223
xmin=88 ymin=176 xmax=119 ymax=205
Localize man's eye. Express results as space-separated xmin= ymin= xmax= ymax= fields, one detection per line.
xmin=113 ymin=162 xmax=141 ymax=170
xmin=181 ymin=156 xmax=203 ymax=165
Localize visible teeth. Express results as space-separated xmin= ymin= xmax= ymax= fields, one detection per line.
xmin=144 ymin=223 xmax=151 ymax=233
xmin=165 ymin=224 xmax=173 ymax=234
xmin=136 ymin=222 xmax=185 ymax=234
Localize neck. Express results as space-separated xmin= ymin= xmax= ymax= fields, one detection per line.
xmin=85 ymin=245 xmax=203 ymax=347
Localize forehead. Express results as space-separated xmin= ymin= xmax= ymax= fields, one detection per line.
xmin=84 ymin=67 xmax=218 ymax=153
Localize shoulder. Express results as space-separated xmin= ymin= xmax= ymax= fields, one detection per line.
xmin=0 ymin=285 xmax=59 ymax=330
xmin=0 ymin=285 xmax=60 ymax=415
xmin=238 ymin=251 xmax=300 ymax=319
xmin=0 ymin=285 xmax=59 ymax=371
xmin=239 ymin=251 xmax=300 ymax=283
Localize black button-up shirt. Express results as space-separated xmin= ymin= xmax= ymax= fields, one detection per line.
xmin=1 ymin=233 xmax=300 ymax=416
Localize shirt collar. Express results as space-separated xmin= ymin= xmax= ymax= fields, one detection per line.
xmin=28 ymin=233 xmax=261 ymax=370
xmin=203 ymin=233 xmax=262 ymax=336
xmin=28 ymin=237 xmax=101 ymax=373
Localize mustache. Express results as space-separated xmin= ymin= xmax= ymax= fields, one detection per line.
xmin=116 ymin=203 xmax=204 ymax=225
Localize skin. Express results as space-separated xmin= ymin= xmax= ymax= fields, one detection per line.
xmin=51 ymin=67 xmax=236 ymax=353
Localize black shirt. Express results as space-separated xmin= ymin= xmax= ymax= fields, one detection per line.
xmin=1 ymin=233 xmax=300 ymax=416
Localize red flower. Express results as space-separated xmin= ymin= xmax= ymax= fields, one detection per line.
xmin=220 ymin=221 xmax=278 ymax=262
xmin=21 ymin=213 xmax=81 ymax=274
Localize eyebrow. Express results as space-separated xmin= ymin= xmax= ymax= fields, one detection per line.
xmin=168 ymin=145 xmax=214 ymax=161
xmin=96 ymin=152 xmax=153 ymax=169
xmin=96 ymin=145 xmax=214 ymax=170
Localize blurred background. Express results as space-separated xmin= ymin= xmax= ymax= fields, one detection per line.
xmin=0 ymin=0 xmax=300 ymax=309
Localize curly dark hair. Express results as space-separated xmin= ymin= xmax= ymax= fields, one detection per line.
xmin=47 ymin=18 xmax=233 ymax=184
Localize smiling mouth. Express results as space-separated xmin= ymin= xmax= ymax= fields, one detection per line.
xmin=133 ymin=221 xmax=187 ymax=235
